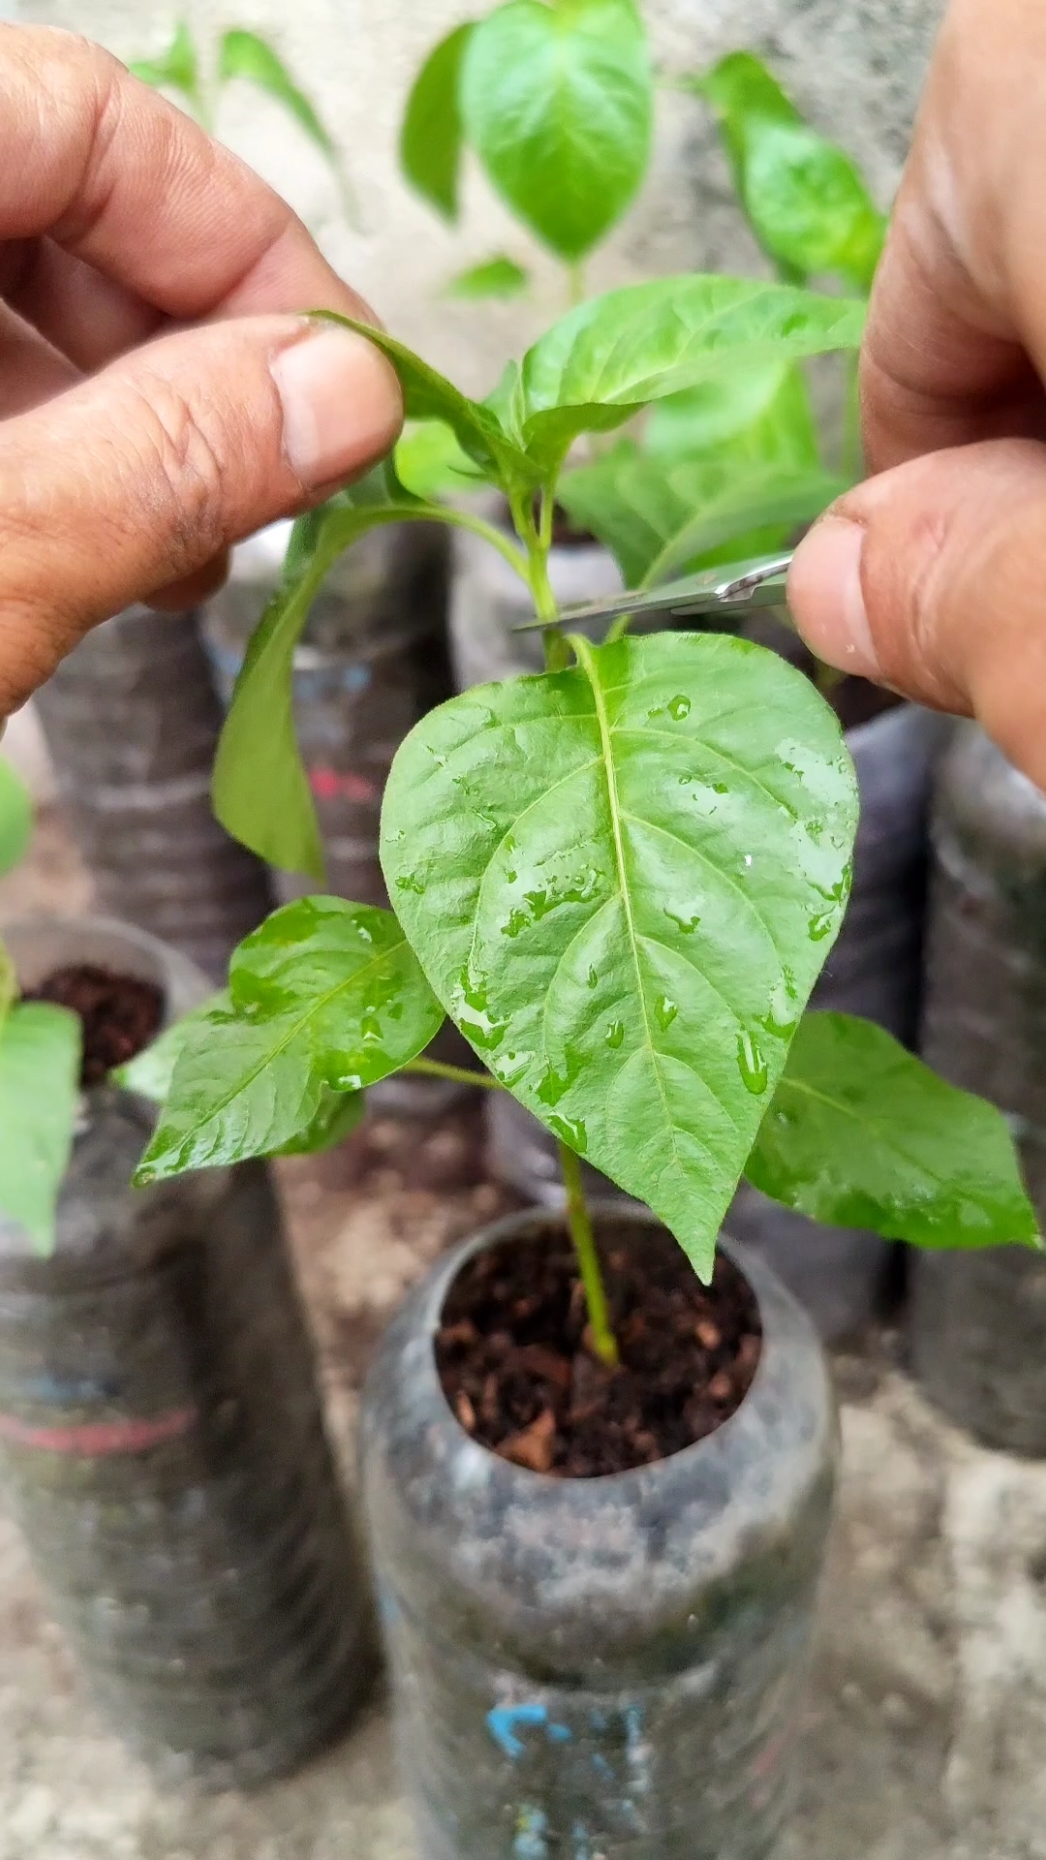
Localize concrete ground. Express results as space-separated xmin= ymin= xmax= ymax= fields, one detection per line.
xmin=4 ymin=798 xmax=1046 ymax=1858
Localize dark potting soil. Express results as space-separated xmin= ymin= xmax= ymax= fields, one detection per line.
xmin=26 ymin=966 xmax=163 ymax=1086
xmin=436 ymin=1227 xmax=762 ymax=1478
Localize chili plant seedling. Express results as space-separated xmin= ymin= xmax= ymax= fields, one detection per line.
xmin=128 ymin=271 xmax=1038 ymax=1364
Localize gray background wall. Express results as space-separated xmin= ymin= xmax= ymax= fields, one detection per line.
xmin=13 ymin=0 xmax=946 ymax=394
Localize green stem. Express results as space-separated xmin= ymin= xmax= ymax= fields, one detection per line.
xmin=603 ymin=607 xmax=637 ymax=646
xmin=567 ymin=260 xmax=587 ymax=309
xmin=435 ymin=507 xmax=533 ymax=586
xmin=402 ymin=1057 xmax=502 ymax=1090
xmin=557 ymin=1141 xmax=618 ymax=1367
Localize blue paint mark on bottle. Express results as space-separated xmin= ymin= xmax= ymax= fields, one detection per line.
xmin=547 ymin=1721 xmax=572 ymax=1744
xmin=591 ymin=1752 xmax=615 ymax=1783
xmin=488 ymin=1704 xmax=548 ymax=1759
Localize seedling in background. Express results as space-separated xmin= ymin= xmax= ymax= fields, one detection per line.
xmin=0 ymin=764 xmax=82 ymax=1252
xmin=123 ymin=273 xmax=1038 ymax=1368
xmin=130 ymin=20 xmax=357 ymax=224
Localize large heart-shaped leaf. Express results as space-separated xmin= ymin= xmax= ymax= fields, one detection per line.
xmin=747 ymin=1012 xmax=1039 ymax=1249
xmin=514 ymin=275 xmax=865 ymax=474
xmin=381 ymin=632 xmax=858 ymax=1276
xmin=400 ymin=22 xmax=475 ymax=220
xmin=0 ymin=1003 xmax=81 ymax=1253
xmin=0 ymin=757 xmax=31 ymax=878
xmin=694 ymin=52 xmax=886 ymax=292
xmin=460 ymin=0 xmax=652 ymax=262
xmin=559 ymin=441 xmax=844 ymax=587
xmin=135 ymin=899 xmax=443 ymax=1182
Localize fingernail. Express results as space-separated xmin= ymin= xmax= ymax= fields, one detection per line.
xmin=273 ymin=325 xmax=402 ymax=488
xmin=788 ymin=516 xmax=880 ymax=679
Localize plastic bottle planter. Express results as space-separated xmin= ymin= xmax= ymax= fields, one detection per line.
xmin=908 ymin=724 xmax=1046 ymax=1454
xmin=361 ymin=1206 xmax=837 ymax=1860
xmin=0 ymin=918 xmax=374 ymax=1785
xmin=204 ymin=520 xmax=472 ymax=1117
xmin=486 ymin=694 xmax=945 ymax=1341
xmin=33 ymin=605 xmax=274 ymax=982
xmin=728 ymin=700 xmax=947 ymax=1340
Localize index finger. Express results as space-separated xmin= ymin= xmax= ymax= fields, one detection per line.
xmin=861 ymin=0 xmax=1046 ymax=473
xmin=0 ymin=25 xmax=372 ymax=326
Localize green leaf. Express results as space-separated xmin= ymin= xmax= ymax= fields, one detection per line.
xmin=514 ymin=274 xmax=865 ymax=475
xmin=400 ymin=23 xmax=475 ymax=220
xmin=445 ymin=256 xmax=530 ymax=300
xmin=461 ymin=0 xmax=652 ymax=262
xmin=135 ymin=898 xmax=444 ymax=1182
xmin=0 ymin=1003 xmax=81 ymax=1253
xmin=559 ymin=441 xmax=844 ymax=587
xmin=274 ymin=1087 xmax=365 ymax=1156
xmin=220 ymin=29 xmax=334 ymax=153
xmin=0 ymin=757 xmax=32 ymax=877
xmin=219 ymin=30 xmax=357 ymax=225
xmin=213 ymin=488 xmax=451 ymax=877
xmin=694 ymin=52 xmax=887 ymax=292
xmin=129 ymin=21 xmax=202 ymax=112
xmin=115 ymin=993 xmax=228 ymax=1103
xmin=394 ymin=422 xmax=487 ymax=501
xmin=746 ymin=1013 xmax=1040 ymax=1249
xmin=310 ymin=310 xmax=536 ymax=495
xmin=644 ymin=358 xmax=818 ymax=468
xmin=380 ymin=631 xmax=858 ymax=1278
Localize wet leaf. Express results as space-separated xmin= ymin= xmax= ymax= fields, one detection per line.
xmin=381 ymin=631 xmax=858 ymax=1277
xmin=400 ymin=22 xmax=475 ymax=220
xmin=746 ymin=1012 xmax=1040 ymax=1249
xmin=559 ymin=440 xmax=843 ymax=586
xmin=461 ymin=0 xmax=652 ymax=261
xmin=0 ymin=1003 xmax=81 ymax=1254
xmin=0 ymin=757 xmax=31 ymax=878
xmin=446 ymin=255 xmax=530 ymax=300
xmin=693 ymin=52 xmax=887 ymax=291
xmin=514 ymin=274 xmax=865 ymax=474
xmin=135 ymin=899 xmax=443 ymax=1181
xmin=116 ymin=993 xmax=228 ymax=1103
xmin=273 ymin=1087 xmax=365 ymax=1156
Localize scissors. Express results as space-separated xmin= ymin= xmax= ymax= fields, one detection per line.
xmin=514 ymin=551 xmax=794 ymax=634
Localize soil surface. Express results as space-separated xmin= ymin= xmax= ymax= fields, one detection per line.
xmin=26 ymin=965 xmax=163 ymax=1086
xmin=436 ymin=1225 xmax=762 ymax=1477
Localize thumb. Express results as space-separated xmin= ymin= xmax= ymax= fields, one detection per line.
xmin=0 ymin=314 xmax=401 ymax=713
xmin=788 ymin=440 xmax=1046 ymax=790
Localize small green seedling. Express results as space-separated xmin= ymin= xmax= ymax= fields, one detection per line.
xmin=0 ymin=762 xmax=82 ymax=1253
xmin=400 ymin=0 xmax=652 ymax=303
xmin=130 ymin=20 xmax=357 ymax=223
xmin=125 ymin=272 xmax=1038 ymax=1367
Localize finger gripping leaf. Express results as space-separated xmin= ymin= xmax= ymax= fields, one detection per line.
xmin=380 ymin=633 xmax=859 ymax=1276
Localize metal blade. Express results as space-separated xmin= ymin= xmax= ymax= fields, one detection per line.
xmin=513 ymin=551 xmax=794 ymax=633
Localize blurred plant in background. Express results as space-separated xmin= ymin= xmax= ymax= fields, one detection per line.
xmin=130 ymin=18 xmax=358 ymax=226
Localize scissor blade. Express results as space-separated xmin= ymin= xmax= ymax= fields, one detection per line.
xmin=513 ymin=551 xmax=794 ymax=633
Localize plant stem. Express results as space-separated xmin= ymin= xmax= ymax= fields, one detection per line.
xmin=402 ymin=1057 xmax=502 ymax=1090
xmin=557 ymin=1141 xmax=618 ymax=1367
xmin=567 ymin=260 xmax=587 ymax=309
xmin=842 ymin=352 xmax=864 ymax=484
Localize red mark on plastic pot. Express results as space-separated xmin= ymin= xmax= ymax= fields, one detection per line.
xmin=310 ymin=768 xmax=380 ymax=803
xmin=0 ymin=1405 xmax=197 ymax=1456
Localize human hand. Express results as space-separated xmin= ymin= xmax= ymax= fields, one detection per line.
xmin=788 ymin=0 xmax=1046 ymax=787
xmin=0 ymin=25 xmax=401 ymax=716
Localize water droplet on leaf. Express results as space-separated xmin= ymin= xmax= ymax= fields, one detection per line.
xmin=605 ymin=1020 xmax=624 ymax=1049
xmin=737 ymin=1029 xmax=769 ymax=1095
xmin=547 ymin=1113 xmax=588 ymax=1153
xmin=667 ymin=694 xmax=692 ymax=721
xmin=396 ymin=874 xmax=425 ymax=896
xmin=654 ymin=995 xmax=678 ymax=1032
